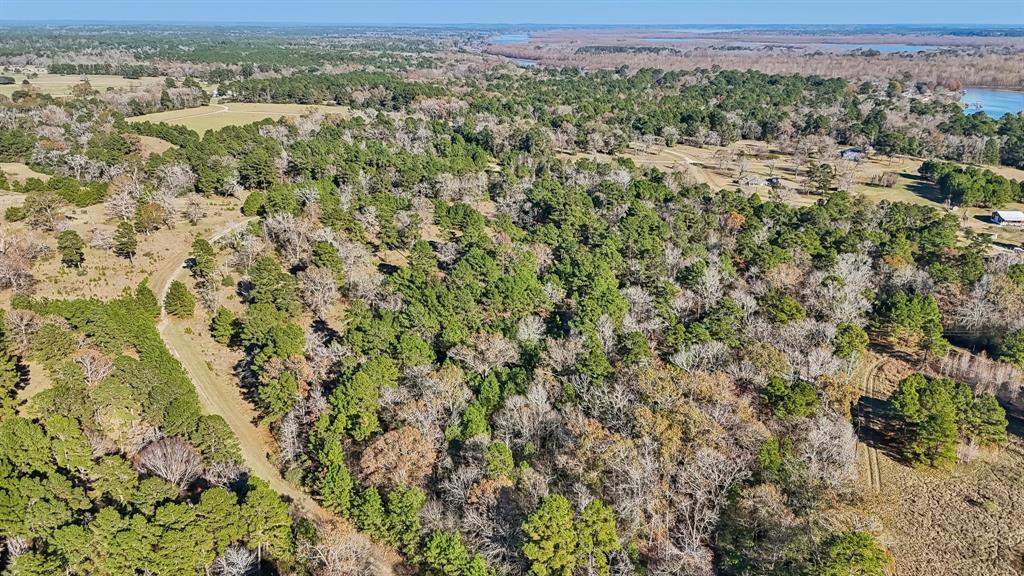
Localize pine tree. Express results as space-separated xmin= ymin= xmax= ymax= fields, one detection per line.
xmin=114 ymin=221 xmax=138 ymax=263
xmin=522 ymin=494 xmax=579 ymax=576
xmin=57 ymin=230 xmax=85 ymax=268
xmin=164 ymin=280 xmax=196 ymax=318
xmin=318 ymin=439 xmax=354 ymax=516
xmin=190 ymin=238 xmax=216 ymax=279
xmin=210 ymin=306 xmax=236 ymax=345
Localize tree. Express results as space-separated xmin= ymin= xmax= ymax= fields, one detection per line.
xmin=190 ymin=238 xmax=216 ymax=279
xmin=807 ymin=163 xmax=835 ymax=195
xmin=521 ymin=494 xmax=578 ymax=576
xmin=210 ymin=306 xmax=237 ymax=345
xmin=317 ymin=438 xmax=355 ymax=515
xmin=576 ymin=500 xmax=619 ymax=576
xmin=241 ymin=478 xmax=293 ymax=562
xmin=817 ymin=531 xmax=891 ymax=576
xmin=1001 ymin=328 xmax=1024 ymax=367
xmin=165 ymin=280 xmax=196 ymax=318
xmin=56 ymin=230 xmax=84 ymax=268
xmin=114 ymin=221 xmax=138 ymax=263
xmin=138 ymin=437 xmax=203 ymax=490
xmin=358 ymin=426 xmax=437 ymax=489
xmin=834 ymin=322 xmax=869 ymax=361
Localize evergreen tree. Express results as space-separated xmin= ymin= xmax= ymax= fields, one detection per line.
xmin=56 ymin=230 xmax=84 ymax=268
xmin=522 ymin=494 xmax=578 ymax=576
xmin=164 ymin=280 xmax=196 ymax=318
xmin=114 ymin=221 xmax=138 ymax=263
xmin=210 ymin=306 xmax=237 ymax=345
xmin=189 ymin=238 xmax=216 ymax=279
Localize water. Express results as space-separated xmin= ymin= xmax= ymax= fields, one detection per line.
xmin=961 ymin=87 xmax=1024 ymax=118
xmin=489 ymin=34 xmax=529 ymax=45
xmin=508 ymin=57 xmax=538 ymax=68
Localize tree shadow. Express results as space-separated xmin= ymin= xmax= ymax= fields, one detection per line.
xmin=1005 ymin=405 xmax=1024 ymax=441
xmin=855 ymin=396 xmax=910 ymax=463
xmin=901 ymin=174 xmax=948 ymax=204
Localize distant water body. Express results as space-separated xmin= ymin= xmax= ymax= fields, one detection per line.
xmin=962 ymin=87 xmax=1024 ymax=118
xmin=489 ymin=34 xmax=529 ymax=45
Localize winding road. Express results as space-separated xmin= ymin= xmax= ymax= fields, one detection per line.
xmin=152 ymin=216 xmax=330 ymax=520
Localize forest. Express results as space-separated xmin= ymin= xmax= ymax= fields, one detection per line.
xmin=0 ymin=22 xmax=1021 ymax=576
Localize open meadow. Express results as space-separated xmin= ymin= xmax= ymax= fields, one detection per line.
xmin=127 ymin=101 xmax=351 ymax=132
xmin=0 ymin=72 xmax=168 ymax=97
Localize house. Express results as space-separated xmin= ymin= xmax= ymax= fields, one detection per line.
xmin=992 ymin=210 xmax=1024 ymax=227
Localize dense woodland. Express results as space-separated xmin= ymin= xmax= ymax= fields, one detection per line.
xmin=0 ymin=25 xmax=1021 ymax=576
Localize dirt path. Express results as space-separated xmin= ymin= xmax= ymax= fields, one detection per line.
xmin=152 ymin=217 xmax=331 ymax=520
xmin=858 ymin=359 xmax=885 ymax=493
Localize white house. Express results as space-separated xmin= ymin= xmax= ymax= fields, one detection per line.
xmin=992 ymin=210 xmax=1024 ymax=227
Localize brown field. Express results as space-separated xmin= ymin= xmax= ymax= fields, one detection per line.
xmin=127 ymin=102 xmax=351 ymax=133
xmin=25 ymin=195 xmax=246 ymax=302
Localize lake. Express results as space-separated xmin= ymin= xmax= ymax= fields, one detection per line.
xmin=962 ymin=87 xmax=1024 ymax=118
xmin=489 ymin=34 xmax=529 ymax=45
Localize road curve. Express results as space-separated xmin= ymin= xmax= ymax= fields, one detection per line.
xmin=152 ymin=216 xmax=331 ymax=519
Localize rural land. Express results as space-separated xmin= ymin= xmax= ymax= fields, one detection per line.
xmin=0 ymin=11 xmax=1022 ymax=576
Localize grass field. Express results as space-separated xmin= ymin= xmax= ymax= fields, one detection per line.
xmin=0 ymin=73 xmax=168 ymax=97
xmin=127 ymin=102 xmax=351 ymax=133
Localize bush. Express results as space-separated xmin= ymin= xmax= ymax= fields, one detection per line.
xmin=4 ymin=206 xmax=26 ymax=222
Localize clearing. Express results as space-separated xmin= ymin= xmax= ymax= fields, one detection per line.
xmin=854 ymin=353 xmax=1024 ymax=575
xmin=0 ymin=73 xmax=167 ymax=97
xmin=564 ymin=141 xmax=1024 ymax=248
xmin=0 ymin=162 xmax=50 ymax=186
xmin=127 ymin=102 xmax=351 ymax=133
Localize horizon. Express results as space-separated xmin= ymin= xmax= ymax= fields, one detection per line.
xmin=4 ymin=0 xmax=1023 ymax=26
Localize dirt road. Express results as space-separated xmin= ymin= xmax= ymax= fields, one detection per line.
xmin=152 ymin=217 xmax=330 ymax=519
xmin=859 ymin=359 xmax=884 ymax=493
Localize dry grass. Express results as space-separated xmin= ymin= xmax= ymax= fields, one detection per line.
xmin=0 ymin=162 xmax=50 ymax=186
xmin=132 ymin=134 xmax=176 ymax=157
xmin=0 ymin=73 xmax=167 ymax=97
xmin=127 ymin=102 xmax=351 ymax=133
xmin=23 ymin=195 xmax=245 ymax=302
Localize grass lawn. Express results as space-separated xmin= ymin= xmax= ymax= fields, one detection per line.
xmin=127 ymin=102 xmax=351 ymax=133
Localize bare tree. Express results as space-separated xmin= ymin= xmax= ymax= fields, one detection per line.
xmin=359 ymin=426 xmax=437 ymax=489
xmin=138 ymin=437 xmax=203 ymax=490
xmin=449 ymin=332 xmax=520 ymax=376
xmin=298 ymin=267 xmax=340 ymax=320
xmin=212 ymin=544 xmax=258 ymax=576
xmin=670 ymin=447 xmax=750 ymax=558
xmin=4 ymin=309 xmax=41 ymax=354
xmin=299 ymin=528 xmax=391 ymax=576
xmin=73 ymin=348 xmax=114 ymax=386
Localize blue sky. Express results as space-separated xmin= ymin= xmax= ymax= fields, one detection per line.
xmin=2 ymin=0 xmax=1022 ymax=25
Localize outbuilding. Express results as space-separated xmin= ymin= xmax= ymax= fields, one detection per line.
xmin=992 ymin=210 xmax=1024 ymax=227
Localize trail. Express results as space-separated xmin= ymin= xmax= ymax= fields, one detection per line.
xmin=858 ymin=359 xmax=884 ymax=493
xmin=152 ymin=216 xmax=331 ymax=520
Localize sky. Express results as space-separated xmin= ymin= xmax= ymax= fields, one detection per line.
xmin=2 ymin=0 xmax=1023 ymax=26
